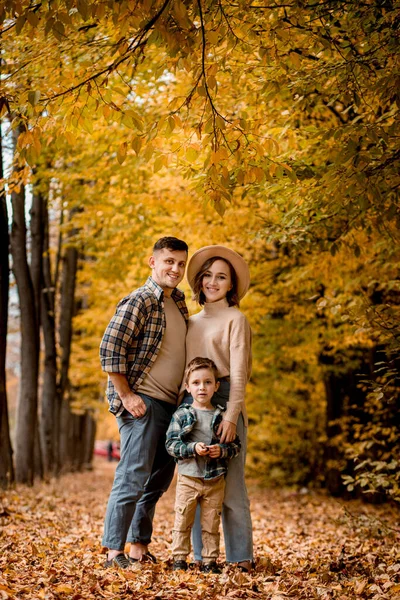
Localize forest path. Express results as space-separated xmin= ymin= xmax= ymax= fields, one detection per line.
xmin=0 ymin=459 xmax=399 ymax=599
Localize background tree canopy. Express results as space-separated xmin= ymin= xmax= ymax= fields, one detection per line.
xmin=1 ymin=0 xmax=399 ymax=498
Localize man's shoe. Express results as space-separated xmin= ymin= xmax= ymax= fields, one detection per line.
xmin=201 ymin=561 xmax=221 ymax=574
xmin=104 ymin=553 xmax=130 ymax=569
xmin=173 ymin=560 xmax=188 ymax=571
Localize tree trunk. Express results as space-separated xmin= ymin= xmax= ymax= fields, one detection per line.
xmin=56 ymin=237 xmax=78 ymax=473
xmin=30 ymin=188 xmax=44 ymax=479
xmin=82 ymin=412 xmax=96 ymax=469
xmin=40 ymin=200 xmax=58 ymax=476
xmin=59 ymin=244 xmax=78 ymax=397
xmin=10 ymin=128 xmax=39 ymax=485
xmin=0 ymin=123 xmax=14 ymax=488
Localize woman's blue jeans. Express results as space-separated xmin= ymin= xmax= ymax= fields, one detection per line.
xmin=184 ymin=381 xmax=253 ymax=562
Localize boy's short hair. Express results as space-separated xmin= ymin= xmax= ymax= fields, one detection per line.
xmin=153 ymin=236 xmax=188 ymax=253
xmin=185 ymin=357 xmax=219 ymax=384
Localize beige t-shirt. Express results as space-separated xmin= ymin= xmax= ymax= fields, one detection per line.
xmin=138 ymin=296 xmax=186 ymax=404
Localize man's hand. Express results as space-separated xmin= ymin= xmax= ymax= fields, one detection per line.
xmin=217 ymin=419 xmax=236 ymax=443
xmin=195 ymin=442 xmax=209 ymax=456
xmin=108 ymin=373 xmax=147 ymax=418
xmin=121 ymin=392 xmax=147 ymax=418
xmin=207 ymin=444 xmax=222 ymax=458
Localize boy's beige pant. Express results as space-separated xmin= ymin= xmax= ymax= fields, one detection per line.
xmin=172 ymin=473 xmax=225 ymax=563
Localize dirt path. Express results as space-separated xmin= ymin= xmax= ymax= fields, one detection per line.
xmin=0 ymin=459 xmax=399 ymax=599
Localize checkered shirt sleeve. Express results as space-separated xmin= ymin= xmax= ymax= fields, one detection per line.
xmin=100 ymin=294 xmax=148 ymax=374
xmin=166 ymin=409 xmax=198 ymax=459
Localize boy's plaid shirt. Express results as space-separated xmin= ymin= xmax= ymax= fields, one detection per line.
xmin=100 ymin=276 xmax=188 ymax=416
xmin=165 ymin=404 xmax=241 ymax=480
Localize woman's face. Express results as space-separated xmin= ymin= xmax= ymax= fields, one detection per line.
xmin=201 ymin=259 xmax=233 ymax=303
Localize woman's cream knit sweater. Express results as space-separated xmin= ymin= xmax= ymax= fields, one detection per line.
xmin=185 ymin=298 xmax=252 ymax=426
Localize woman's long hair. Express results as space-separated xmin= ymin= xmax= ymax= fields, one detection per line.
xmin=192 ymin=256 xmax=240 ymax=307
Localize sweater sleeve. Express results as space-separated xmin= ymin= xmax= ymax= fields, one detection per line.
xmin=224 ymin=313 xmax=252 ymax=425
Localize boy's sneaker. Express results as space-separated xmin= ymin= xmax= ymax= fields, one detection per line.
xmin=173 ymin=560 xmax=188 ymax=571
xmin=201 ymin=561 xmax=221 ymax=574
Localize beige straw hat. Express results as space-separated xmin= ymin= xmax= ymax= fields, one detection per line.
xmin=187 ymin=245 xmax=250 ymax=299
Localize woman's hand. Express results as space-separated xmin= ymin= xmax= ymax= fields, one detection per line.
xmin=217 ymin=420 xmax=236 ymax=443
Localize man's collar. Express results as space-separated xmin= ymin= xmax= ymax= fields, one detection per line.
xmin=144 ymin=276 xmax=185 ymax=301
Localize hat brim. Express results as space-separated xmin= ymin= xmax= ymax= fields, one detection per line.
xmin=187 ymin=245 xmax=250 ymax=300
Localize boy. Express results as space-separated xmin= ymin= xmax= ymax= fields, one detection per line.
xmin=166 ymin=357 xmax=241 ymax=573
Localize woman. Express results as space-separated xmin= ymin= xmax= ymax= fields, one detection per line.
xmin=184 ymin=245 xmax=253 ymax=572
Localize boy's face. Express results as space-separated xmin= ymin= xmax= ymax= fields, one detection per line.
xmin=185 ymin=368 xmax=220 ymax=410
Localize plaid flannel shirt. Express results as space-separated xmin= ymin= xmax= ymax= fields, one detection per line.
xmin=100 ymin=276 xmax=188 ymax=416
xmin=165 ymin=404 xmax=241 ymax=480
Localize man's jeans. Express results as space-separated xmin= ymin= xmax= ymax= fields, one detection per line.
xmin=184 ymin=381 xmax=254 ymax=563
xmin=102 ymin=394 xmax=176 ymax=551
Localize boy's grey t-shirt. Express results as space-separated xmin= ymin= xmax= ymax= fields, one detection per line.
xmin=178 ymin=408 xmax=215 ymax=478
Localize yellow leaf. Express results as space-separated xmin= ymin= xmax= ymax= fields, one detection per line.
xmin=131 ymin=136 xmax=142 ymax=155
xmin=117 ymin=142 xmax=127 ymax=164
xmin=154 ymin=155 xmax=167 ymax=172
xmin=269 ymin=163 xmax=277 ymax=176
xmin=214 ymin=198 xmax=226 ymax=217
xmin=113 ymin=87 xmax=127 ymax=97
xmin=208 ymin=75 xmax=217 ymax=89
xmin=26 ymin=11 xmax=40 ymax=27
xmin=186 ymin=147 xmax=199 ymax=162
xmin=144 ymin=144 xmax=154 ymax=161
xmin=216 ymin=115 xmax=226 ymax=130
xmin=290 ymin=51 xmax=301 ymax=68
xmin=28 ymin=90 xmax=41 ymax=107
xmin=208 ymin=30 xmax=219 ymax=45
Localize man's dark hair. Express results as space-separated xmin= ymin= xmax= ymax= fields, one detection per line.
xmin=153 ymin=237 xmax=188 ymax=253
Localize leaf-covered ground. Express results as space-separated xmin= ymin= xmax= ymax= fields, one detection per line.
xmin=0 ymin=459 xmax=399 ymax=600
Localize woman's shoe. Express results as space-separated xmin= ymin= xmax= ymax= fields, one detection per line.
xmin=236 ymin=560 xmax=255 ymax=573
xmin=128 ymin=551 xmax=157 ymax=564
xmin=104 ymin=553 xmax=130 ymax=569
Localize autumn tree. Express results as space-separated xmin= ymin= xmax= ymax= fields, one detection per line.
xmin=1 ymin=0 xmax=399 ymax=495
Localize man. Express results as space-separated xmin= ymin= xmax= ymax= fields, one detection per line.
xmin=100 ymin=236 xmax=189 ymax=569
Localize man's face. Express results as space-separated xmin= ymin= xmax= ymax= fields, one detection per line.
xmin=149 ymin=248 xmax=187 ymax=293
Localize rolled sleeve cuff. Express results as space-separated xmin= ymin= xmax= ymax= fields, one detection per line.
xmin=101 ymin=356 xmax=127 ymax=373
xmin=187 ymin=442 xmax=197 ymax=457
xmin=220 ymin=445 xmax=228 ymax=459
